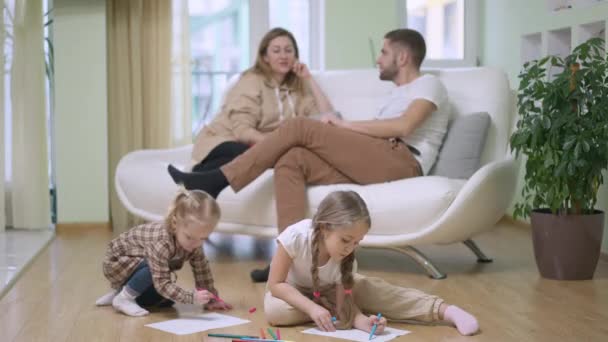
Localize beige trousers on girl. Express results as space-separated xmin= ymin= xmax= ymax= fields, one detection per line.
xmin=264 ymin=274 xmax=443 ymax=326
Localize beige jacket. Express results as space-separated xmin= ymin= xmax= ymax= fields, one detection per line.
xmin=191 ymin=71 xmax=320 ymax=164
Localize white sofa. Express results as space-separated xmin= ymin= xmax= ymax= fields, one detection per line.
xmin=115 ymin=67 xmax=518 ymax=279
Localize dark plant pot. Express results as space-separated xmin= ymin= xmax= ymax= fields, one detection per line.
xmin=530 ymin=209 xmax=604 ymax=280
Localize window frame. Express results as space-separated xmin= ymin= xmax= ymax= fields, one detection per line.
xmin=397 ymin=0 xmax=480 ymax=68
xmin=249 ymin=0 xmax=325 ymax=70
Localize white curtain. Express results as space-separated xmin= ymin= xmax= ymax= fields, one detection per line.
xmin=171 ymin=0 xmax=192 ymax=147
xmin=0 ymin=0 xmax=5 ymax=232
xmin=2 ymin=0 xmax=51 ymax=230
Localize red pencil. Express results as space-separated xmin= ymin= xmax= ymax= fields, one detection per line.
xmin=277 ymin=328 xmax=281 ymax=340
xmin=196 ymin=287 xmax=224 ymax=302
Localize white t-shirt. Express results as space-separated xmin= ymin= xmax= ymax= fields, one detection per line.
xmin=375 ymin=74 xmax=449 ymax=175
xmin=277 ymin=219 xmax=357 ymax=289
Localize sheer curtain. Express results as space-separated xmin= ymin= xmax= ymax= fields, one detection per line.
xmin=1 ymin=0 xmax=51 ymax=231
xmin=0 ymin=0 xmax=5 ymax=232
xmin=171 ymin=0 xmax=192 ymax=147
xmin=107 ymin=0 xmax=191 ymax=232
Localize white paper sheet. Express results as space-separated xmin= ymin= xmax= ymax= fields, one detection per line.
xmin=145 ymin=312 xmax=250 ymax=336
xmin=301 ymin=326 xmax=411 ymax=342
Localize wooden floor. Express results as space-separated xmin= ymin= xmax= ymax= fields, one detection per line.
xmin=1 ymin=219 xmax=607 ymax=342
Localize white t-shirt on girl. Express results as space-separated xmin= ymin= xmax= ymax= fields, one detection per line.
xmin=277 ymin=219 xmax=357 ymax=289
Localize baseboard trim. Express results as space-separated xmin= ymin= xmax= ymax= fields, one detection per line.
xmin=56 ymin=222 xmax=111 ymax=234
xmin=501 ymin=215 xmax=530 ymax=229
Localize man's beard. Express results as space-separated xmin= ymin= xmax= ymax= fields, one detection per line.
xmin=379 ymin=62 xmax=398 ymax=81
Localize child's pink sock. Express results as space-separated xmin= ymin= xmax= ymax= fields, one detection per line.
xmin=443 ymin=305 xmax=479 ymax=336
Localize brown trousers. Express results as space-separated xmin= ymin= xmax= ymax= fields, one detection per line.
xmin=264 ymin=274 xmax=443 ymax=326
xmin=221 ymin=117 xmax=421 ymax=231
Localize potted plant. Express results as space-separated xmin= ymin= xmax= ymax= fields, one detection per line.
xmin=510 ymin=37 xmax=608 ymax=280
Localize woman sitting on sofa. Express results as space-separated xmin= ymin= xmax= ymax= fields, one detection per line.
xmin=190 ymin=27 xmax=334 ymax=173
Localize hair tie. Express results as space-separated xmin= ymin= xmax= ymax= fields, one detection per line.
xmin=344 ymin=289 xmax=352 ymax=295
xmin=313 ymin=291 xmax=321 ymax=298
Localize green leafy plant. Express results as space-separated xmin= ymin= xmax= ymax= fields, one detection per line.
xmin=510 ymin=37 xmax=608 ymax=218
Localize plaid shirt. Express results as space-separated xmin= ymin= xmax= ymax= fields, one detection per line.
xmin=102 ymin=221 xmax=217 ymax=304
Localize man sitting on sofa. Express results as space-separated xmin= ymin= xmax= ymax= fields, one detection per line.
xmin=168 ymin=28 xmax=449 ymax=282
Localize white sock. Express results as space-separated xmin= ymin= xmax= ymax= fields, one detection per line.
xmin=112 ymin=287 xmax=149 ymax=317
xmin=95 ymin=289 xmax=119 ymax=306
xmin=444 ymin=305 xmax=479 ymax=336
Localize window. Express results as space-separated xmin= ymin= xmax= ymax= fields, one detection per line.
xmin=269 ymin=0 xmax=310 ymax=65
xmin=188 ymin=0 xmax=324 ymax=133
xmin=188 ymin=0 xmax=249 ymax=131
xmin=399 ymin=0 xmax=479 ymax=67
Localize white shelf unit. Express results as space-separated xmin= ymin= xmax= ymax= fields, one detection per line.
xmin=546 ymin=27 xmax=572 ymax=79
xmin=575 ymin=20 xmax=606 ymax=46
xmin=519 ymin=20 xmax=608 ymax=80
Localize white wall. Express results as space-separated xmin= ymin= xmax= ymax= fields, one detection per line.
xmin=54 ymin=0 xmax=108 ymax=223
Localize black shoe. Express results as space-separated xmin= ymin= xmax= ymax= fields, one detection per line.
xmin=250 ymin=265 xmax=270 ymax=283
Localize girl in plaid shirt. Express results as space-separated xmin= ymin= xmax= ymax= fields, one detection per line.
xmin=95 ymin=189 xmax=232 ymax=316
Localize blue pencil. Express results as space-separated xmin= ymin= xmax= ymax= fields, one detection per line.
xmin=208 ymin=333 xmax=259 ymax=339
xmin=368 ymin=313 xmax=382 ymax=340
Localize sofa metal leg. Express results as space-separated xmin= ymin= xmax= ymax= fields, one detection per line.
xmin=463 ymin=239 xmax=493 ymax=263
xmin=377 ymin=246 xmax=447 ymax=279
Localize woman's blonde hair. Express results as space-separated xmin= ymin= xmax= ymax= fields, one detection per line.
xmin=246 ymin=27 xmax=303 ymax=93
xmin=165 ymin=188 xmax=221 ymax=233
xmin=309 ymin=191 xmax=371 ymax=329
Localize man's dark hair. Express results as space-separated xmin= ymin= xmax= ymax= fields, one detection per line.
xmin=384 ymin=29 xmax=426 ymax=69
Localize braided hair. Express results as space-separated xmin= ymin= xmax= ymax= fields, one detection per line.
xmin=309 ymin=191 xmax=370 ymax=329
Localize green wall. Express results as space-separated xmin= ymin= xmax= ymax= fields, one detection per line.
xmin=325 ymin=0 xmax=400 ymax=69
xmin=54 ymin=0 xmax=108 ymax=223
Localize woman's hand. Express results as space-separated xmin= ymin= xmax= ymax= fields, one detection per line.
xmin=322 ymin=112 xmax=352 ymax=131
xmin=308 ymin=304 xmax=336 ymax=332
xmin=293 ymin=61 xmax=311 ymax=79
xmin=204 ymin=300 xmax=233 ymax=311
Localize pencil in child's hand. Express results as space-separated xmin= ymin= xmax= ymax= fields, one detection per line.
xmin=369 ymin=313 xmax=382 ymax=340
xmin=196 ymin=287 xmax=224 ymax=302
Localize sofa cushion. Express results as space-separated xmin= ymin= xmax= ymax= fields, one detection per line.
xmin=429 ymin=112 xmax=491 ymax=179
xmin=218 ymin=172 xmax=465 ymax=235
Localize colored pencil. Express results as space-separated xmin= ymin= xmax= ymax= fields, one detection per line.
xmin=368 ymin=313 xmax=382 ymax=340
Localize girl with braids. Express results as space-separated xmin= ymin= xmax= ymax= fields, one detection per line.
xmin=265 ymin=190 xmax=479 ymax=336
xmin=95 ymin=189 xmax=233 ymax=316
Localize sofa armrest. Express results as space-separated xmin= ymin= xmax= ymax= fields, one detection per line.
xmin=425 ymin=157 xmax=518 ymax=243
xmin=115 ymin=145 xmax=194 ymax=222
xmin=362 ymin=158 xmax=518 ymax=247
